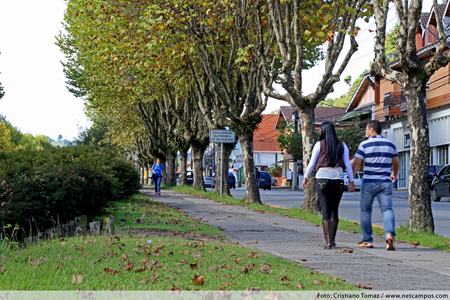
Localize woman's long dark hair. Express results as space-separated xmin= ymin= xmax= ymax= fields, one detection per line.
xmin=319 ymin=122 xmax=342 ymax=167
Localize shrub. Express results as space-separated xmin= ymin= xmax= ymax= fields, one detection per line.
xmin=0 ymin=146 xmax=140 ymax=238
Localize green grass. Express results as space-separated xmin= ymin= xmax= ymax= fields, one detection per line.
xmin=166 ymin=185 xmax=450 ymax=252
xmin=0 ymin=193 xmax=357 ymax=291
xmin=0 ymin=235 xmax=356 ymax=290
xmin=94 ymin=193 xmax=223 ymax=236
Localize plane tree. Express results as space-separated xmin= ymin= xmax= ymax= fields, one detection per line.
xmin=256 ymin=0 xmax=372 ymax=213
xmin=370 ymin=0 xmax=450 ymax=232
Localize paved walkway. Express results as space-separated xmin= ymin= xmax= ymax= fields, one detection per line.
xmin=142 ymin=188 xmax=450 ymax=291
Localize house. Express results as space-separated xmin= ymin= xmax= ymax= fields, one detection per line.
xmin=253 ymin=114 xmax=283 ymax=171
xmin=339 ymin=74 xmax=375 ymax=126
xmin=344 ymin=0 xmax=450 ymax=188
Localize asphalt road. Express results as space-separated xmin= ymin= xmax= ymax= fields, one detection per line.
xmin=206 ymin=186 xmax=450 ymax=238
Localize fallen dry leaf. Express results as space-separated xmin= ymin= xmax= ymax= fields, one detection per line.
xmin=314 ymin=224 xmax=320 ymax=227
xmin=300 ymin=258 xmax=307 ymax=261
xmin=241 ymin=267 xmax=249 ymax=274
xmin=444 ymin=241 xmax=449 ymax=244
xmin=355 ymin=283 xmax=373 ymax=289
xmin=312 ymin=235 xmax=317 ymax=238
xmin=260 ymin=263 xmax=272 ymax=274
xmin=29 ymin=257 xmax=48 ymax=266
xmin=124 ymin=261 xmax=135 ymax=271
xmin=413 ymin=241 xmax=420 ymax=246
xmin=190 ymin=263 xmax=198 ymax=270
xmin=234 ymin=257 xmax=242 ymax=264
xmin=249 ymin=240 xmax=259 ymax=244
xmin=71 ymin=273 xmax=83 ymax=284
xmin=122 ymin=253 xmax=128 ymax=261
xmin=193 ymin=274 xmax=206 ymax=286
xmin=296 ymin=283 xmax=304 ymax=289
xmin=387 ymin=264 xmax=395 ymax=266
xmin=171 ymin=285 xmax=181 ymax=291
xmin=280 ymin=275 xmax=288 ymax=281
xmin=248 ymin=252 xmax=258 ymax=258
xmin=314 ymin=280 xmax=321 ymax=285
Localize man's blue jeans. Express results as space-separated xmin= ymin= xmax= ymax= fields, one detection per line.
xmin=360 ymin=182 xmax=395 ymax=242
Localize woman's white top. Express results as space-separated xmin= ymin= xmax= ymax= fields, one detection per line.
xmin=304 ymin=141 xmax=354 ymax=181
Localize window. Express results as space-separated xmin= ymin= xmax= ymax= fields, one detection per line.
xmin=430 ymin=148 xmax=434 ymax=165
xmin=438 ymin=166 xmax=448 ymax=177
xmin=438 ymin=145 xmax=449 ymax=165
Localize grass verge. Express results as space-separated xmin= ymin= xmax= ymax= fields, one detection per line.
xmin=0 ymin=193 xmax=356 ymax=290
xmin=166 ymin=185 xmax=450 ymax=252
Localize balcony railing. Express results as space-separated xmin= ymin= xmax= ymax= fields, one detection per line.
xmin=384 ymin=91 xmax=406 ymax=107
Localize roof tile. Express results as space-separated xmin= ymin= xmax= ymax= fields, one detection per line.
xmin=253 ymin=115 xmax=282 ymax=152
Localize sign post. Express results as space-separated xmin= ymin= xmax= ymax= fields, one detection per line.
xmin=210 ymin=130 xmax=236 ymax=197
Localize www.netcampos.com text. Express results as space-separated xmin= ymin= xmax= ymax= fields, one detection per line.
xmin=315 ymin=292 xmax=449 ymax=299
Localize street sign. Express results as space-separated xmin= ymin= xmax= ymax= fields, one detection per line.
xmin=210 ymin=130 xmax=235 ymax=143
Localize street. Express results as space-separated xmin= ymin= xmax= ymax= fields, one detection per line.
xmin=206 ymin=187 xmax=450 ymax=238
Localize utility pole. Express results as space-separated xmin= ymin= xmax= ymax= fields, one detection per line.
xmin=292 ymin=111 xmax=299 ymax=190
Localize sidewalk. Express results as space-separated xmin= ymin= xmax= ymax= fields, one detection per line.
xmin=142 ymin=188 xmax=450 ymax=291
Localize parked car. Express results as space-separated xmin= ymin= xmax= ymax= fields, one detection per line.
xmin=429 ymin=165 xmax=443 ymax=187
xmin=211 ymin=172 xmax=236 ymax=189
xmin=270 ymin=174 xmax=278 ymax=186
xmin=343 ymin=172 xmax=363 ymax=190
xmin=430 ymin=164 xmax=450 ymax=202
xmin=176 ymin=170 xmax=194 ymax=185
xmin=204 ymin=177 xmax=213 ymax=188
xmin=258 ymin=171 xmax=272 ymax=190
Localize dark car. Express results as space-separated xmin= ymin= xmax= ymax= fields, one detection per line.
xmin=211 ymin=172 xmax=236 ymax=189
xmin=228 ymin=172 xmax=236 ymax=189
xmin=429 ymin=165 xmax=443 ymax=187
xmin=430 ymin=164 xmax=450 ymax=202
xmin=258 ymin=171 xmax=272 ymax=190
xmin=204 ymin=177 xmax=213 ymax=188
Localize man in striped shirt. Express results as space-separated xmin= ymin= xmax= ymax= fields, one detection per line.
xmin=352 ymin=120 xmax=399 ymax=250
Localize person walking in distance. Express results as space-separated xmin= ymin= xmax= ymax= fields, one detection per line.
xmin=152 ymin=158 xmax=165 ymax=196
xmin=352 ymin=120 xmax=399 ymax=250
xmin=303 ymin=122 xmax=356 ymax=249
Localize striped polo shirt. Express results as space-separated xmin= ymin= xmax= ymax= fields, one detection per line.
xmin=355 ymin=135 xmax=398 ymax=183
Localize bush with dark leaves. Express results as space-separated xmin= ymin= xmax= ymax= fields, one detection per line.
xmin=0 ymin=146 xmax=140 ymax=238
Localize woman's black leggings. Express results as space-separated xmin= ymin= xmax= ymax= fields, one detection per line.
xmin=316 ymin=179 xmax=344 ymax=220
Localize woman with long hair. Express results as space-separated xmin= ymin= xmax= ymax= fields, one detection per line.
xmin=302 ymin=122 xmax=355 ymax=249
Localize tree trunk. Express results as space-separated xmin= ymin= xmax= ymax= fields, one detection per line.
xmin=145 ymin=162 xmax=151 ymax=186
xmin=192 ymin=144 xmax=206 ymax=190
xmin=140 ymin=165 xmax=145 ymax=186
xmin=165 ymin=150 xmax=177 ymax=186
xmin=214 ymin=143 xmax=233 ymax=195
xmin=239 ymin=132 xmax=261 ymax=204
xmin=299 ymin=107 xmax=320 ymax=214
xmin=179 ymin=151 xmax=188 ymax=186
xmin=404 ymin=77 xmax=434 ymax=232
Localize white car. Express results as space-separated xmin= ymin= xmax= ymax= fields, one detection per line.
xmin=344 ymin=172 xmax=363 ymax=190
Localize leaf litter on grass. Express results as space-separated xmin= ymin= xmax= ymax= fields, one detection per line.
xmin=0 ymin=193 xmax=357 ymax=290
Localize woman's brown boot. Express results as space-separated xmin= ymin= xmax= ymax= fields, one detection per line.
xmin=331 ymin=218 xmax=338 ymax=247
xmin=322 ymin=220 xmax=332 ymax=249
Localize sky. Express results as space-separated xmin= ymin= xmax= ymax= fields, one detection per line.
xmin=0 ymin=1 xmax=433 ymax=141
